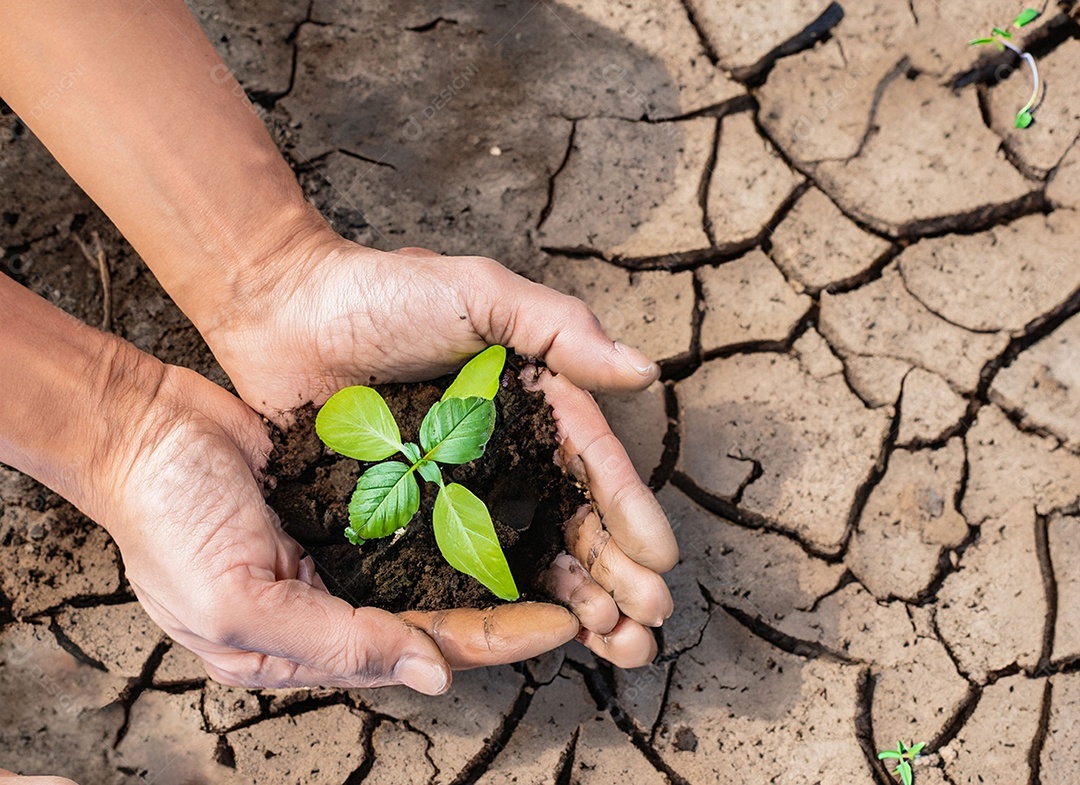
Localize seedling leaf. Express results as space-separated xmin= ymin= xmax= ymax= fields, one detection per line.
xmin=420 ymin=397 xmax=496 ymax=464
xmin=416 ymin=460 xmax=443 ymax=485
xmin=909 ymin=742 xmax=925 ymax=758
xmin=969 ymin=37 xmax=996 ymax=45
xmin=442 ymin=345 xmax=507 ymax=401
xmin=433 ymin=483 xmax=519 ymax=600
xmin=878 ymin=750 xmax=903 ymax=760
xmin=898 ymin=760 xmax=913 ymax=785
xmin=348 ymin=461 xmax=420 ymax=540
xmin=316 ymin=386 xmax=403 ymax=461
xmin=1013 ymin=8 xmax=1038 ymax=28
xmin=992 ymin=26 xmax=1011 ymax=38
xmin=1015 ymin=109 xmax=1034 ymax=128
xmin=400 ymin=442 xmax=422 ymax=464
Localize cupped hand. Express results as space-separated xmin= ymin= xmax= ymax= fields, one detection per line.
xmin=93 ymin=353 xmax=580 ymax=693
xmin=201 ymin=235 xmax=678 ymax=667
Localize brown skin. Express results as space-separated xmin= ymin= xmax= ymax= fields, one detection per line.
xmin=0 ymin=2 xmax=678 ymax=778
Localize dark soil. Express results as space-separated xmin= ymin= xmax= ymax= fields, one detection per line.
xmin=266 ymin=359 xmax=587 ymax=612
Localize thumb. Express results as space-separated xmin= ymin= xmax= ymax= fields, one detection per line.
xmin=469 ymin=263 xmax=660 ymax=391
xmin=210 ymin=574 xmax=451 ymax=694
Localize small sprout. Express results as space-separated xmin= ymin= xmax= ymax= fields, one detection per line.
xmin=969 ymin=9 xmax=1041 ymax=129
xmin=317 ymin=345 xmax=519 ymax=600
xmin=1013 ymin=7 xmax=1039 ymax=28
xmin=878 ymin=740 xmax=926 ymax=785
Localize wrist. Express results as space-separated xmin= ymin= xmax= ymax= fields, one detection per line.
xmin=0 ymin=275 xmax=166 ymax=522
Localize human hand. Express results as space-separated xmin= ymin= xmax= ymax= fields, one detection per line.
xmin=199 ymin=235 xmax=678 ymax=667
xmin=86 ymin=346 xmax=579 ymax=692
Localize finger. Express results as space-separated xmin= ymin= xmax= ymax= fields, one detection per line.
xmin=209 ymin=571 xmax=451 ymax=694
xmin=468 ymin=262 xmax=659 ymax=391
xmin=577 ymin=617 xmax=658 ymax=668
xmin=532 ymin=371 xmax=678 ymax=572
xmin=400 ymin=603 xmax=579 ymax=670
xmin=539 ymin=552 xmax=620 ymax=635
xmin=565 ymin=510 xmax=673 ymax=627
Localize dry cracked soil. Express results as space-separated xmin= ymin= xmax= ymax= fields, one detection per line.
xmin=2 ymin=1 xmax=1079 ymax=783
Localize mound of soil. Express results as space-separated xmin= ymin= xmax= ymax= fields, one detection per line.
xmin=266 ymin=360 xmax=586 ymax=611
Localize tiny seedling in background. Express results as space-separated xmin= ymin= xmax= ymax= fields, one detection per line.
xmin=970 ymin=7 xmax=1041 ymax=128
xmin=878 ymin=740 xmax=926 ymax=785
xmin=315 ymin=345 xmax=519 ymax=600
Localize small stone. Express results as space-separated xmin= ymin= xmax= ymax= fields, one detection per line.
xmin=540 ymin=257 xmax=695 ymax=361
xmin=1042 ymin=672 xmax=1080 ymax=784
xmin=489 ymin=145 xmax=502 ymax=156
xmin=769 ymin=188 xmax=892 ymax=293
xmin=365 ymin=720 xmax=436 ymax=785
xmin=595 ymin=382 xmax=669 ymax=484
xmin=676 ymin=354 xmax=891 ymax=552
xmin=697 ymin=250 xmax=811 ymax=352
xmin=943 ymin=674 xmax=1044 ymax=784
xmin=706 ymin=113 xmax=803 ymax=252
xmin=227 ymin=705 xmax=368 ymax=785
xmin=54 ymin=602 xmax=165 ymax=678
xmin=899 ymin=212 xmax=1080 ymax=333
xmin=820 ymin=265 xmax=1010 ymax=394
xmin=847 ymin=440 xmax=968 ymax=601
xmin=538 ymin=118 xmax=715 ymax=260
xmin=810 ymin=76 xmax=1035 ymax=236
xmin=991 ymin=311 xmax=1080 ymax=450
xmin=898 ymin=369 xmax=968 ymax=446
xmin=1049 ymin=513 xmax=1080 ymax=662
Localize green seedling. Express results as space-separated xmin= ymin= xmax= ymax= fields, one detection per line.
xmin=970 ymin=8 xmax=1041 ymax=128
xmin=315 ymin=345 xmax=519 ymax=600
xmin=878 ymin=740 xmax=926 ymax=785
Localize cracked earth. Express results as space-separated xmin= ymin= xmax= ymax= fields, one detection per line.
xmin=2 ymin=1 xmax=1080 ymax=783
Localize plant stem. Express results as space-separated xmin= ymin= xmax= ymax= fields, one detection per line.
xmin=1001 ymin=39 xmax=1040 ymax=118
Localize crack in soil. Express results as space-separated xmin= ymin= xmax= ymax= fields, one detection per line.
xmin=1028 ymin=678 xmax=1053 ymax=785
xmin=646 ymin=382 xmax=682 ymax=491
xmin=537 ymin=119 xmax=576 ymax=231
xmin=855 ymin=668 xmax=894 ymax=785
xmin=564 ymin=657 xmax=693 ymax=785
xmin=1033 ymin=511 xmax=1060 ymax=676
xmin=111 ymin=639 xmax=173 ymax=748
xmin=552 ymin=725 xmax=580 ymax=785
xmin=446 ymin=682 xmax=534 ymax=785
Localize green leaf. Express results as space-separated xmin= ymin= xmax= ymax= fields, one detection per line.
xmin=898 ymin=761 xmax=912 ymax=785
xmin=416 ymin=460 xmax=443 ymax=485
xmin=316 ymin=386 xmax=403 ymax=461
xmin=347 ymin=461 xmax=420 ymax=540
xmin=992 ymin=26 xmax=1012 ymax=38
xmin=878 ymin=751 xmax=902 ymax=760
xmin=969 ymin=37 xmax=996 ymax=46
xmin=1013 ymin=8 xmax=1039 ymax=28
xmin=419 ymin=397 xmax=496 ymax=464
xmin=908 ymin=742 xmax=926 ymax=758
xmin=433 ymin=483 xmax=519 ymax=600
xmin=1015 ymin=109 xmax=1034 ymax=128
xmin=400 ymin=442 xmax=422 ymax=464
xmin=442 ymin=345 xmax=507 ymax=401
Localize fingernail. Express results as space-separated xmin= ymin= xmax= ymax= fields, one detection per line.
xmin=614 ymin=341 xmax=659 ymax=377
xmin=394 ymin=656 xmax=450 ymax=695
